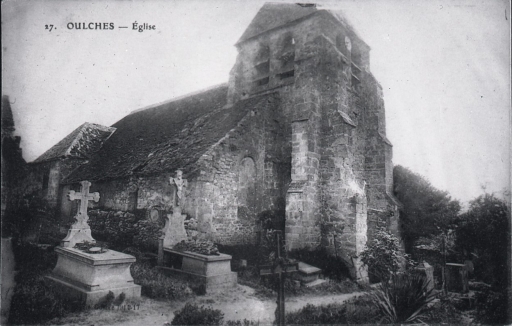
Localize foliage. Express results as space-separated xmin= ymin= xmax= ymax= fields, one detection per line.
xmin=224 ymin=319 xmax=260 ymax=326
xmin=9 ymin=276 xmax=68 ymax=325
xmin=285 ymin=295 xmax=379 ymax=325
xmin=171 ymin=303 xmax=224 ymax=326
xmin=88 ymin=209 xmax=161 ymax=251
xmin=288 ymin=247 xmax=351 ymax=281
xmin=285 ymin=303 xmax=347 ymax=325
xmin=2 ymin=192 xmax=60 ymax=241
xmin=393 ymin=165 xmax=461 ymax=252
xmin=421 ymin=296 xmax=463 ymax=324
xmin=360 ymin=225 xmax=414 ymax=282
xmin=174 ymin=239 xmax=220 ymax=256
xmin=474 ymin=287 xmax=509 ymax=324
xmin=130 ymin=261 xmax=194 ymax=299
xmin=9 ymin=241 xmax=80 ymax=325
xmin=454 ymin=194 xmax=509 ymax=288
xmin=370 ymin=273 xmax=435 ymax=324
xmin=343 ymin=294 xmax=381 ymax=324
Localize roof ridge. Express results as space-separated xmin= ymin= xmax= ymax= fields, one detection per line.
xmin=129 ymin=83 xmax=228 ymax=115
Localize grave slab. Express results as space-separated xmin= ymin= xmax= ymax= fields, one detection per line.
xmin=158 ymin=247 xmax=237 ymax=292
xmin=46 ymin=247 xmax=141 ymax=305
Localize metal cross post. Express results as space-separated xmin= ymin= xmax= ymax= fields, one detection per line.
xmin=259 ymin=230 xmax=298 ymax=326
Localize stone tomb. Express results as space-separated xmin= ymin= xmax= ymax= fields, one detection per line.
xmin=47 ymin=247 xmax=140 ymax=305
xmin=46 ymin=181 xmax=140 ymax=305
xmin=159 ymin=248 xmax=237 ymax=292
xmin=157 ymin=170 xmax=237 ymax=292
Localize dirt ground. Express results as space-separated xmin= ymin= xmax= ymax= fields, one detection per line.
xmin=52 ymin=285 xmax=363 ymax=326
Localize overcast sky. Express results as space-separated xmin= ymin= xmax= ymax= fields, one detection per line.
xmin=2 ymin=0 xmax=510 ymax=204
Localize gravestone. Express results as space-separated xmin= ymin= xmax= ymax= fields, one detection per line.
xmin=46 ymin=181 xmax=141 ymax=305
xmin=445 ymin=263 xmax=468 ymax=293
xmin=158 ymin=171 xmax=237 ymax=292
xmin=161 ymin=170 xmax=188 ymax=248
xmin=61 ymin=181 xmax=98 ymax=248
xmin=416 ymin=261 xmax=434 ymax=292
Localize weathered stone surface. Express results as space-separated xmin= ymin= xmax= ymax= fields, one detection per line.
xmin=30 ymin=4 xmax=401 ymax=283
xmin=46 ymin=247 xmax=141 ymax=305
xmin=159 ymin=248 xmax=237 ymax=292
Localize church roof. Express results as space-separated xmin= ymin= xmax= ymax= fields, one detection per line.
xmin=237 ymin=3 xmax=318 ymax=44
xmin=32 ymin=122 xmax=116 ymax=163
xmin=64 ymin=85 xmax=276 ymax=183
xmin=236 ymin=3 xmax=369 ymax=49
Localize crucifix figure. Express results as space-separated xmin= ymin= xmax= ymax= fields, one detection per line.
xmin=170 ymin=169 xmax=187 ymax=207
xmin=61 ymin=180 xmax=100 ymax=248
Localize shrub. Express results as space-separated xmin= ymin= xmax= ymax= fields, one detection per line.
xmin=360 ymin=225 xmax=414 ymax=282
xmin=285 ymin=303 xmax=347 ymax=325
xmin=370 ymin=273 xmax=435 ymax=324
xmin=88 ymin=209 xmax=161 ymax=251
xmin=474 ymin=288 xmax=509 ymax=325
xmin=284 ymin=295 xmax=379 ymax=325
xmin=225 ymin=319 xmax=260 ymax=326
xmin=343 ymin=295 xmax=380 ymax=324
xmin=131 ymin=262 xmax=193 ymax=299
xmin=171 ymin=303 xmax=224 ymax=325
xmin=8 ymin=276 xmax=68 ymax=325
xmin=8 ymin=241 xmax=81 ymax=324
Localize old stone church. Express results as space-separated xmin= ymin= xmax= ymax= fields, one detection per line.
xmin=28 ymin=3 xmax=400 ymax=278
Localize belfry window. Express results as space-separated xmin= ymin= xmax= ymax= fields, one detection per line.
xmin=336 ymin=34 xmax=351 ymax=60
xmin=253 ymin=45 xmax=270 ymax=87
xmin=277 ymin=33 xmax=295 ymax=80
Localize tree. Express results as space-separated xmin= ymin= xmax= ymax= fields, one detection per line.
xmin=454 ymin=193 xmax=509 ymax=288
xmin=393 ymin=165 xmax=461 ymax=253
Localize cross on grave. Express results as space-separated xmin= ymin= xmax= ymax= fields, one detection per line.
xmin=259 ymin=231 xmax=299 ymax=326
xmin=68 ymin=181 xmax=100 ymax=228
xmin=61 ymin=180 xmax=100 ymax=248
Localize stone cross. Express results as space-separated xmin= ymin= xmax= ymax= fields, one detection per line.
xmin=61 ymin=180 xmax=99 ymax=248
xmin=68 ymin=181 xmax=100 ymax=228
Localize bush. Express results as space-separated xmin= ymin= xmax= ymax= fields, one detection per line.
xmin=171 ymin=303 xmax=224 ymax=325
xmin=131 ymin=261 xmax=194 ymax=299
xmin=286 ymin=303 xmax=347 ymax=325
xmin=8 ymin=241 xmax=80 ymax=324
xmin=284 ymin=294 xmax=380 ymax=325
xmin=224 ymin=319 xmax=260 ymax=326
xmin=88 ymin=209 xmax=161 ymax=251
xmin=454 ymin=194 xmax=509 ymax=288
xmin=370 ymin=273 xmax=435 ymax=324
xmin=474 ymin=288 xmax=509 ymax=325
xmin=343 ymin=295 xmax=380 ymax=324
xmin=9 ymin=276 xmax=68 ymax=324
xmin=360 ymin=225 xmax=414 ymax=282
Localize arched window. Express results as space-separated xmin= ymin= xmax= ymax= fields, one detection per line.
xmin=253 ymin=45 xmax=270 ymax=86
xmin=277 ymin=33 xmax=295 ymax=80
xmin=238 ymin=157 xmax=256 ymax=207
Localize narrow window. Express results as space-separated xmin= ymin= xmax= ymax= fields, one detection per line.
xmin=253 ymin=45 xmax=270 ymax=87
xmin=277 ymin=34 xmax=295 ymax=80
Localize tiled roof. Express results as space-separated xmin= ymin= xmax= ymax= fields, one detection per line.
xmin=32 ymin=123 xmax=116 ymax=163
xmin=237 ymin=3 xmax=318 ymax=44
xmin=65 ymin=85 xmax=276 ymax=183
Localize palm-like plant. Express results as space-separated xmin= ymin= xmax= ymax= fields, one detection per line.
xmin=371 ymin=273 xmax=435 ymax=324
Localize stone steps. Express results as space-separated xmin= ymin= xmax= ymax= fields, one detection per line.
xmin=293 ymin=262 xmax=324 ymax=287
